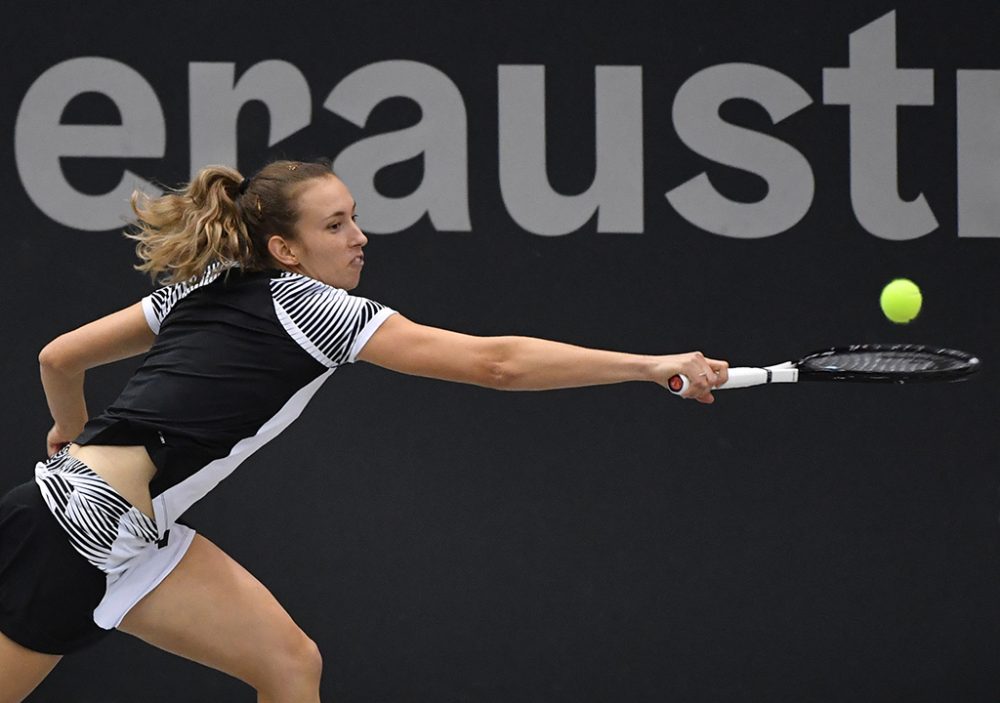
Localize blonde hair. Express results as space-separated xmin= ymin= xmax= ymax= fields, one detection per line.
xmin=128 ymin=160 xmax=336 ymax=284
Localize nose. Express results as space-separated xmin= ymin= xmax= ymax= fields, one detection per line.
xmin=353 ymin=222 xmax=368 ymax=247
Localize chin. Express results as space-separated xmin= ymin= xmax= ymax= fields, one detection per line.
xmin=318 ymin=272 xmax=357 ymax=289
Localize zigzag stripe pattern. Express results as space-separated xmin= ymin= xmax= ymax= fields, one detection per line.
xmin=270 ymin=271 xmax=385 ymax=367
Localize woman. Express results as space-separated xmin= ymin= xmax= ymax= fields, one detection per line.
xmin=0 ymin=160 xmax=728 ymax=703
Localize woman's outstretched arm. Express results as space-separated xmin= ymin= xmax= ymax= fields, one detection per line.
xmin=38 ymin=302 xmax=156 ymax=454
xmin=357 ymin=314 xmax=728 ymax=402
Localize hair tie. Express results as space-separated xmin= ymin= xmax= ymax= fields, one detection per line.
xmin=237 ymin=177 xmax=251 ymax=195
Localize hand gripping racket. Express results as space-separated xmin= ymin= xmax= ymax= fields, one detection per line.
xmin=668 ymin=344 xmax=980 ymax=395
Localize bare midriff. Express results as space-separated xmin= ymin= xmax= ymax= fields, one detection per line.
xmin=67 ymin=444 xmax=157 ymax=521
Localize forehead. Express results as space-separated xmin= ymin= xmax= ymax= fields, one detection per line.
xmin=295 ymin=175 xmax=353 ymax=218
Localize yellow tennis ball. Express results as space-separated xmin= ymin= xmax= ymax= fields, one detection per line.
xmin=880 ymin=278 xmax=922 ymax=324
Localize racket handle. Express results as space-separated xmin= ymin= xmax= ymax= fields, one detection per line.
xmin=668 ymin=365 xmax=798 ymax=395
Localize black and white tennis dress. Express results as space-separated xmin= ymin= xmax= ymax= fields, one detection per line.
xmin=0 ymin=266 xmax=395 ymax=654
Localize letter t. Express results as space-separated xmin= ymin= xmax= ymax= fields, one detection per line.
xmin=823 ymin=11 xmax=937 ymax=240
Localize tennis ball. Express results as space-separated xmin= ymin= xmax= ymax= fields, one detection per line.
xmin=880 ymin=278 xmax=922 ymax=324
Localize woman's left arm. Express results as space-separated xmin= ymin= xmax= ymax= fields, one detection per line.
xmin=38 ymin=302 xmax=155 ymax=454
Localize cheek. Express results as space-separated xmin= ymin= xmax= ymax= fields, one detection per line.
xmin=308 ymin=234 xmax=336 ymax=258
xmin=334 ymin=240 xmax=353 ymax=259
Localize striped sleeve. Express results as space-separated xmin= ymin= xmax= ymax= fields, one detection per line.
xmin=270 ymin=272 xmax=396 ymax=367
xmin=140 ymin=265 xmax=225 ymax=334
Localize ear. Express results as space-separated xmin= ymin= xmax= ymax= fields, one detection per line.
xmin=267 ymin=234 xmax=298 ymax=266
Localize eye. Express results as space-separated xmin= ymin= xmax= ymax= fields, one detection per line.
xmin=352 ymin=213 xmax=359 ymax=222
xmin=328 ymin=221 xmax=342 ymax=231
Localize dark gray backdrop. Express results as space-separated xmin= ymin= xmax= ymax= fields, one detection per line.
xmin=3 ymin=1 xmax=998 ymax=701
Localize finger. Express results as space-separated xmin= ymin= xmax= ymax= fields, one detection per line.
xmin=685 ymin=375 xmax=704 ymax=397
xmin=712 ymin=366 xmax=728 ymax=386
xmin=672 ymin=375 xmax=708 ymax=399
xmin=706 ymin=358 xmax=729 ymax=386
xmin=694 ymin=369 xmax=716 ymax=393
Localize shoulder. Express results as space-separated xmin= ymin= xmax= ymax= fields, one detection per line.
xmin=269 ymin=270 xmax=346 ymax=300
xmin=267 ymin=271 xmax=395 ymax=366
xmin=142 ymin=262 xmax=230 ymax=333
xmin=269 ymin=270 xmax=390 ymax=323
xmin=268 ymin=271 xmax=361 ymax=320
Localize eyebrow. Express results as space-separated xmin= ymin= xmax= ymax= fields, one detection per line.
xmin=325 ymin=201 xmax=358 ymax=220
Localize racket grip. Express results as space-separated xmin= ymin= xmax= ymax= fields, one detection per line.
xmin=668 ymin=365 xmax=798 ymax=395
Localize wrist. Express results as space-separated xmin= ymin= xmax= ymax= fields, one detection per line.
xmin=636 ymin=355 xmax=662 ymax=383
xmin=53 ymin=417 xmax=86 ymax=439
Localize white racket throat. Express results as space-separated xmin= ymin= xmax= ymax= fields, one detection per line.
xmin=720 ymin=362 xmax=798 ymax=389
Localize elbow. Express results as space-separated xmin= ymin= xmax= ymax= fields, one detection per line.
xmin=38 ymin=341 xmax=58 ymax=370
xmin=39 ymin=336 xmax=79 ymax=375
xmin=484 ymin=359 xmax=514 ymax=390
xmin=481 ymin=339 xmax=520 ymax=390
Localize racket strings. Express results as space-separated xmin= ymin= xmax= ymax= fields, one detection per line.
xmin=800 ymin=346 xmax=978 ymax=378
xmin=809 ymin=351 xmax=959 ymax=373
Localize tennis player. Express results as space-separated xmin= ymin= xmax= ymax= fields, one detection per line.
xmin=0 ymin=160 xmax=728 ymax=703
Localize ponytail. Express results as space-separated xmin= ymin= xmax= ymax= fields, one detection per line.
xmin=127 ymin=165 xmax=256 ymax=284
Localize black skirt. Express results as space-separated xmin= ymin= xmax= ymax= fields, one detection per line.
xmin=0 ymin=480 xmax=111 ymax=655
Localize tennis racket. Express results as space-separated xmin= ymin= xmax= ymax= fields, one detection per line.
xmin=668 ymin=344 xmax=980 ymax=394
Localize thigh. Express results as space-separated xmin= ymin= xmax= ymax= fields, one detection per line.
xmin=0 ymin=630 xmax=61 ymax=703
xmin=117 ymin=534 xmax=312 ymax=689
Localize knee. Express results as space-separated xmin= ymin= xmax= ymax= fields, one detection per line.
xmin=257 ymin=631 xmax=323 ymax=695
xmin=291 ymin=634 xmax=323 ymax=683
xmin=281 ymin=632 xmax=323 ymax=683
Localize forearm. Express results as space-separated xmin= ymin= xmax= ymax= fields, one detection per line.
xmin=39 ymin=360 xmax=88 ymax=435
xmin=490 ymin=336 xmax=656 ymax=390
xmin=34 ymin=303 xmax=154 ymax=438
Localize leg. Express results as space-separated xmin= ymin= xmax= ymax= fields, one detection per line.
xmin=0 ymin=631 xmax=61 ymax=703
xmin=117 ymin=535 xmax=322 ymax=703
